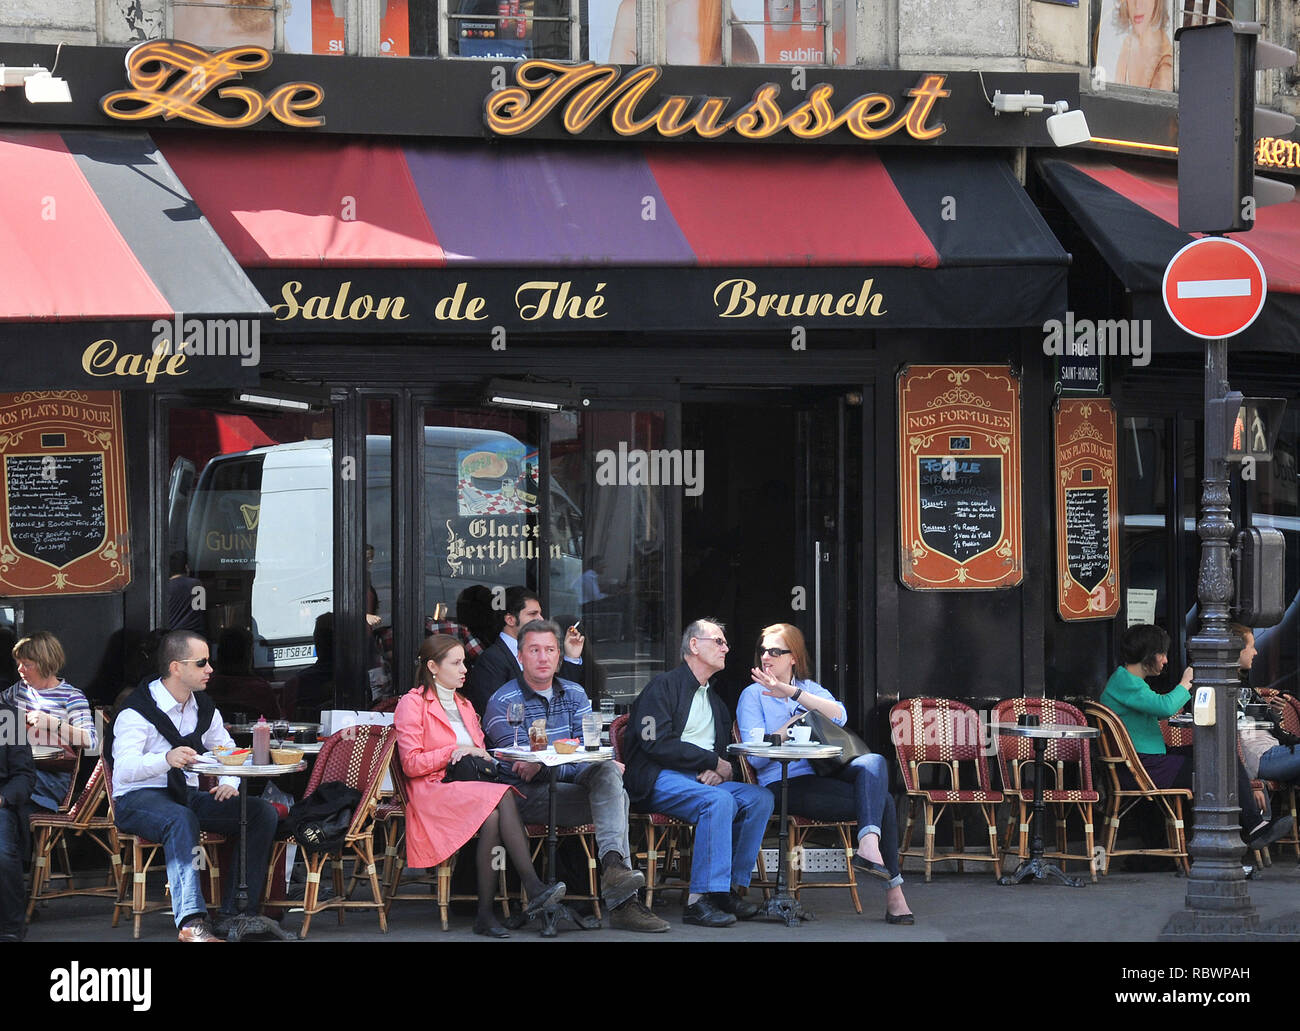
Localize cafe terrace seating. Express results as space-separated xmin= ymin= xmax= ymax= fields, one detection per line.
xmin=1253 ymin=689 xmax=1300 ymax=860
xmin=730 ymin=721 xmax=861 ymax=912
xmin=992 ymin=697 xmax=1099 ymax=882
xmin=1081 ymin=700 xmax=1191 ymax=875
xmin=611 ymin=714 xmax=693 ymax=907
xmin=27 ymin=755 xmax=123 ymax=918
xmin=378 ymin=758 xmax=508 ymax=930
xmin=891 ymin=697 xmax=1003 ymax=882
xmin=103 ymin=761 xmax=226 ymax=938
xmin=264 ymin=724 xmax=395 ymax=938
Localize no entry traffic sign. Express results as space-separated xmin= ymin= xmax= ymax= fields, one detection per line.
xmin=1162 ymin=237 xmax=1267 ymax=339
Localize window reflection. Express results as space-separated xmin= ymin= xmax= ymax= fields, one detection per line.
xmin=1120 ymin=415 xmax=1168 ymax=639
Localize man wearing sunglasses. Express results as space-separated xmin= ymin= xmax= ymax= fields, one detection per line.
xmin=110 ymin=630 xmax=278 ymax=942
xmin=623 ymin=619 xmax=774 ymax=927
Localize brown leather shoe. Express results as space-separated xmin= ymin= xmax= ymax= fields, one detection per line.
xmin=177 ymin=919 xmax=224 ymax=942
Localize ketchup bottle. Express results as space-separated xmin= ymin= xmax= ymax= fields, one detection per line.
xmin=252 ymin=716 xmax=271 ymax=766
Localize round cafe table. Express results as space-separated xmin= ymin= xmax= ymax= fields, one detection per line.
xmin=728 ymin=741 xmax=842 ymax=926
xmin=189 ymin=756 xmax=307 ymax=941
xmin=30 ymin=745 xmax=62 ymax=762
xmin=991 ymin=722 xmax=1099 ymax=888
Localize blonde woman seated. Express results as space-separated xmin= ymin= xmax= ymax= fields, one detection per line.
xmin=394 ymin=634 xmax=565 ymax=937
xmin=737 ymin=623 xmax=912 ymax=925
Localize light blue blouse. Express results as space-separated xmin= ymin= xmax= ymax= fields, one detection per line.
xmin=735 ymin=678 xmax=846 ymax=787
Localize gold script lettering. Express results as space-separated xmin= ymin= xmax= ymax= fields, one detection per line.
xmin=81 ymin=339 xmax=189 ymax=382
xmin=485 ymin=61 xmax=949 ymax=144
xmin=101 ymin=40 xmax=325 ymax=129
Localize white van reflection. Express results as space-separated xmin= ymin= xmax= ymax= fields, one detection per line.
xmin=185 ymin=428 xmax=581 ymax=677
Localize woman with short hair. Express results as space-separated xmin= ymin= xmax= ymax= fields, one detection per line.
xmin=2 ymin=631 xmax=96 ymax=811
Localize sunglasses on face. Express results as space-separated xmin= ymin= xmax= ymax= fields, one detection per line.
xmin=695 ymin=637 xmax=728 ymax=649
xmin=178 ymin=657 xmax=211 ymax=668
xmin=758 ymin=647 xmax=792 ymax=658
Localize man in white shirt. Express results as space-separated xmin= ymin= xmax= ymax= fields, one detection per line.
xmin=111 ymin=630 xmax=278 ymax=942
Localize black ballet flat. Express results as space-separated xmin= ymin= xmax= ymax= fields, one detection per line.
xmin=851 ymin=855 xmax=892 ymax=882
xmin=885 ymin=909 xmax=915 ymax=926
xmin=473 ymin=919 xmax=510 ymax=938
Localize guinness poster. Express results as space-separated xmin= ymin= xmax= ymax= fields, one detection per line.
xmin=897 ymin=365 xmax=1023 ymax=590
xmin=1054 ymin=398 xmax=1120 ymax=621
xmin=0 ymin=391 xmax=130 ymax=595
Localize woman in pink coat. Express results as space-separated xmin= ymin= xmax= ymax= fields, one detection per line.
xmin=395 ymin=634 xmax=565 ymax=937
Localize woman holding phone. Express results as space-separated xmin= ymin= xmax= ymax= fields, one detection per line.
xmin=394 ymin=634 xmax=565 ymax=937
xmin=737 ymin=623 xmax=912 ymax=924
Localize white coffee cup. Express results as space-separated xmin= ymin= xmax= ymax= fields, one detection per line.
xmin=789 ymin=725 xmax=813 ymax=744
xmin=746 ymin=726 xmax=766 ymax=744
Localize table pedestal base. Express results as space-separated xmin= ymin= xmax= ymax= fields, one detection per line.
xmin=999 ymin=856 xmax=1087 ymax=888
xmin=759 ymin=892 xmax=815 ymax=926
xmin=213 ymin=913 xmax=298 ymax=942
xmin=504 ymin=893 xmax=600 ymax=937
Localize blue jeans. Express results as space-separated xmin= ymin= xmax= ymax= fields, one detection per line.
xmin=0 ymin=805 xmax=23 ymax=938
xmin=1257 ymin=746 xmax=1300 ymax=784
xmin=114 ymin=786 xmax=278 ymax=927
xmin=779 ymin=754 xmax=903 ymax=886
xmin=646 ymin=770 xmax=774 ymax=895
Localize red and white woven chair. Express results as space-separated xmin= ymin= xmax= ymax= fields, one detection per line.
xmin=891 ymin=697 xmax=1003 ymax=881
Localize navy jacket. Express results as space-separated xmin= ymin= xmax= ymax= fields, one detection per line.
xmin=465 ymin=635 xmax=584 ymax=716
xmin=0 ymin=702 xmax=35 ymax=858
xmin=622 ymin=662 xmax=732 ymax=806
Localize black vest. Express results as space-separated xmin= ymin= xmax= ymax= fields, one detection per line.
xmin=110 ymin=683 xmax=217 ymax=803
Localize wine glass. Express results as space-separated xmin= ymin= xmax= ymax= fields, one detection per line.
xmin=507 ymin=703 xmax=526 ymax=747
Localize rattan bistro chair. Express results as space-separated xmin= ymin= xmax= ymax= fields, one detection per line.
xmin=891 ymin=697 xmax=1003 ymax=881
xmin=103 ymin=762 xmax=226 ymax=939
xmin=730 ymin=722 xmax=861 ymax=913
xmin=1081 ymin=700 xmax=1191 ymax=875
xmin=266 ymin=725 xmax=395 ymax=937
xmin=993 ymin=697 xmax=1099 ymax=882
xmin=1253 ymin=690 xmax=1300 ymax=859
xmin=27 ymin=756 xmax=123 ymax=918
xmin=612 ymin=714 xmax=693 ymax=907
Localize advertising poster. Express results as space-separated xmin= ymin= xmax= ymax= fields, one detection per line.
xmin=283 ymin=0 xmax=412 ymax=56
xmin=1054 ymin=399 xmax=1120 ymax=621
xmin=457 ymin=441 xmax=539 ymax=517
xmin=897 ymin=366 xmax=1023 ymax=591
xmin=1094 ymin=0 xmax=1173 ymax=91
xmin=588 ymin=0 xmax=847 ymax=65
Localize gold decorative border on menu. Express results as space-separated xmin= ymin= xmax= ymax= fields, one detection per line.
xmin=0 ymin=391 xmax=131 ymax=595
xmin=897 ymin=365 xmax=1023 ymax=590
xmin=1054 ymin=398 xmax=1119 ymax=621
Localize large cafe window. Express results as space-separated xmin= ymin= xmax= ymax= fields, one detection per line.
xmin=166 ymin=404 xmax=334 ymax=717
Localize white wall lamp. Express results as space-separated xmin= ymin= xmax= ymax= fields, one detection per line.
xmin=990 ymin=90 xmax=1091 ymax=147
xmin=0 ymin=65 xmax=71 ymax=103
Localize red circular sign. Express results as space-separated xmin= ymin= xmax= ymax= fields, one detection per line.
xmin=1162 ymin=237 xmax=1267 ymax=339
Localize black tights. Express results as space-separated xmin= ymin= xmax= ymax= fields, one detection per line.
xmin=476 ymin=790 xmax=542 ymax=920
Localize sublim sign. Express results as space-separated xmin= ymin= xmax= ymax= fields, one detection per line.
xmin=484 ymin=60 xmax=949 ymax=142
xmin=101 ymin=40 xmax=324 ymax=128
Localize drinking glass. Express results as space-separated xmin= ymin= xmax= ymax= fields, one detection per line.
xmin=507 ymin=702 xmax=526 ymax=747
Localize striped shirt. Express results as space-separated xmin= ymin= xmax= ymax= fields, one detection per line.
xmin=1 ymin=679 xmax=98 ymax=751
xmin=483 ymin=676 xmax=591 ymax=782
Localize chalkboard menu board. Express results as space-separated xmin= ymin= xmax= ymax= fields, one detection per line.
xmin=917 ymin=457 xmax=1005 ymax=563
xmin=898 ymin=366 xmax=1023 ymax=590
xmin=1054 ymin=400 xmax=1119 ymax=620
xmin=0 ymin=392 xmax=130 ymax=595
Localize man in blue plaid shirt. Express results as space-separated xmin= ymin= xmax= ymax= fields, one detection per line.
xmin=484 ymin=620 xmax=668 ymax=932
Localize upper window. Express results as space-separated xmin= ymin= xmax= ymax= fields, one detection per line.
xmin=589 ymin=0 xmax=848 ymax=66
xmin=172 ymin=1 xmax=277 ymax=50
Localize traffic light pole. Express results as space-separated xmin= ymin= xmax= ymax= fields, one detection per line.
xmin=1161 ymin=334 xmax=1257 ymax=939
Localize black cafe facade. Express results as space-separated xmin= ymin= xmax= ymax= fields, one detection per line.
xmin=1 ymin=39 xmax=1298 ymax=741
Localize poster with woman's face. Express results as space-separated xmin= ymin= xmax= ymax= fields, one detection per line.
xmin=588 ymin=0 xmax=846 ymax=66
xmin=1094 ymin=0 xmax=1174 ymax=91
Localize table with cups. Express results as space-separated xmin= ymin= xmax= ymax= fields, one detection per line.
xmin=729 ymin=722 xmax=841 ymax=926
xmin=493 ymin=719 xmax=612 ymax=937
xmin=189 ymin=749 xmax=308 ymax=941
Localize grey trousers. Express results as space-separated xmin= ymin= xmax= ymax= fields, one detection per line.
xmin=515 ymin=760 xmax=633 ymax=863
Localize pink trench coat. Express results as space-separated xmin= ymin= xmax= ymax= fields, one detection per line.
xmin=393 ymin=686 xmax=514 ymax=868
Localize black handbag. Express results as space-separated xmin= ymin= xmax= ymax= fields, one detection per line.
xmin=804 ymin=710 xmax=871 ymax=776
xmin=444 ymin=754 xmax=500 ymax=782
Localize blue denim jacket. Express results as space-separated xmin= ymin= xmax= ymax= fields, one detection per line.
xmin=736 ymin=678 xmax=846 ymax=787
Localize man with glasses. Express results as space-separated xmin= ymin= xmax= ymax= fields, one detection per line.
xmin=623 ymin=619 xmax=774 ymax=927
xmin=110 ymin=630 xmax=278 ymax=942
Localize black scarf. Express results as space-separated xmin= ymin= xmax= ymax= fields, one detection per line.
xmin=112 ymin=683 xmax=216 ymax=803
